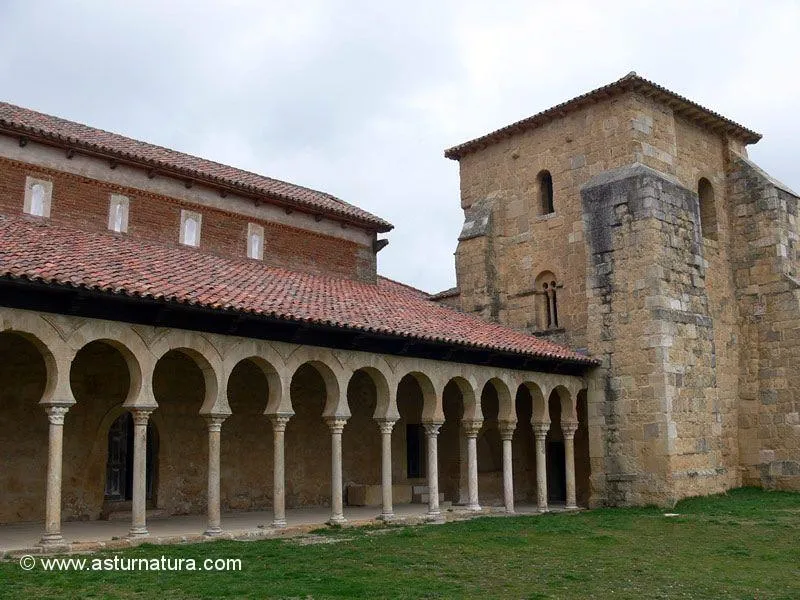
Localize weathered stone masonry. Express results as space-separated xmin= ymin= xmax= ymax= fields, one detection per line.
xmin=582 ymin=164 xmax=729 ymax=506
xmin=444 ymin=73 xmax=800 ymax=505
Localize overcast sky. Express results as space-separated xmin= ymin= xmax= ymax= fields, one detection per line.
xmin=1 ymin=0 xmax=798 ymax=293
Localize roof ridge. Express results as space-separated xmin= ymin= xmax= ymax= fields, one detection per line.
xmin=444 ymin=73 xmax=761 ymax=160
xmin=377 ymin=275 xmax=432 ymax=296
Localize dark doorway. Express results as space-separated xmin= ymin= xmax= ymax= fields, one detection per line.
xmin=105 ymin=413 xmax=157 ymax=502
xmin=406 ymin=424 xmax=426 ymax=478
xmin=546 ymin=440 xmax=566 ymax=503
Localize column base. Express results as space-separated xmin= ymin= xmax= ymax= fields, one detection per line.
xmin=538 ymin=506 xmax=549 ymax=514
xmin=377 ymin=512 xmax=396 ymax=522
xmin=505 ymin=508 xmax=516 ymax=515
xmin=327 ymin=515 xmax=347 ymax=526
xmin=204 ymin=526 xmax=223 ymax=537
xmin=565 ymin=504 xmax=579 ymax=511
xmin=127 ymin=527 xmax=149 ymax=539
xmin=466 ymin=503 xmax=482 ymax=512
xmin=271 ymin=518 xmax=287 ymax=529
xmin=425 ymin=511 xmax=445 ymax=524
xmin=39 ymin=532 xmax=65 ymax=546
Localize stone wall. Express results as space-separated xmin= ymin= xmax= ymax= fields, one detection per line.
xmin=729 ymin=156 xmax=800 ymax=490
xmin=449 ymin=88 xmax=773 ymax=506
xmin=582 ymin=164 xmax=734 ymax=506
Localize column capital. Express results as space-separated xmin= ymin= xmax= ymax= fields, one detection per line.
xmin=423 ymin=422 xmax=442 ymax=437
xmin=269 ymin=414 xmax=292 ymax=432
xmin=462 ymin=420 xmax=482 ymax=438
xmin=130 ymin=408 xmax=154 ymax=426
xmin=561 ymin=420 xmax=579 ymax=439
xmin=376 ymin=419 xmax=397 ymax=435
xmin=44 ymin=404 xmax=70 ymax=425
xmin=532 ymin=421 xmax=550 ymax=438
xmin=325 ymin=416 xmax=348 ymax=434
xmin=204 ymin=414 xmax=227 ymax=432
xmin=499 ymin=421 xmax=516 ymax=441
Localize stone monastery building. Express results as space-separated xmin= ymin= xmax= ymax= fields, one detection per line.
xmin=0 ymin=72 xmax=796 ymax=547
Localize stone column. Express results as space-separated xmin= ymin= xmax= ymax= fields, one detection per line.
xmin=204 ymin=415 xmax=227 ymax=536
xmin=548 ymin=290 xmax=557 ymax=328
xmin=40 ymin=404 xmax=70 ymax=546
xmin=499 ymin=421 xmax=516 ymax=514
xmin=463 ymin=420 xmax=482 ymax=511
xmin=326 ymin=417 xmax=348 ymax=525
xmin=424 ymin=422 xmax=444 ymax=523
xmin=533 ymin=422 xmax=550 ymax=513
xmin=270 ymin=415 xmax=291 ymax=528
xmin=376 ymin=419 xmax=396 ymax=521
xmin=562 ymin=420 xmax=579 ymax=510
xmin=129 ymin=408 xmax=154 ymax=538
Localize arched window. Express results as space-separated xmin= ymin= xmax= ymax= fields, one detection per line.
xmin=534 ymin=271 xmax=560 ymax=330
xmin=247 ymin=223 xmax=264 ymax=260
xmin=180 ymin=209 xmax=202 ymax=247
xmin=24 ymin=176 xmax=52 ymax=217
xmin=537 ymin=170 xmax=554 ymax=215
xmin=698 ymin=178 xmax=718 ymax=241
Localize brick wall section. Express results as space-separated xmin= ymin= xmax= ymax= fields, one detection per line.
xmin=729 ymin=156 xmax=800 ymax=490
xmin=0 ymin=157 xmax=375 ymax=283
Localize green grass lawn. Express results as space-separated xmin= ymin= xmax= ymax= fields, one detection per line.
xmin=1 ymin=487 xmax=798 ymax=599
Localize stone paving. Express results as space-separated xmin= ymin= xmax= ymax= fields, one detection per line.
xmin=0 ymin=503 xmax=554 ymax=557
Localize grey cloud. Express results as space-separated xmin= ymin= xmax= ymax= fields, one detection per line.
xmin=0 ymin=0 xmax=797 ymax=294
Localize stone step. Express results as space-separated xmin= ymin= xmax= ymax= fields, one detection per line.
xmin=105 ymin=509 xmax=169 ymax=522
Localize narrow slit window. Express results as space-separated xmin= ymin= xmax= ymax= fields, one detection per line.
xmin=537 ymin=170 xmax=554 ymax=215
xmin=698 ymin=178 xmax=718 ymax=241
xmin=108 ymin=194 xmax=130 ymax=233
xmin=247 ymin=223 xmax=264 ymax=260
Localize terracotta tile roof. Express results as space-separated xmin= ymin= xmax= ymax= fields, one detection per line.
xmin=0 ymin=214 xmax=595 ymax=366
xmin=445 ymin=72 xmax=762 ymax=160
xmin=0 ymin=101 xmax=392 ymax=232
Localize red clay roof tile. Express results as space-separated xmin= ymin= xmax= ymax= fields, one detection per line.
xmin=444 ymin=72 xmax=761 ymax=160
xmin=0 ymin=102 xmax=392 ymax=232
xmin=0 ymin=215 xmax=594 ymax=365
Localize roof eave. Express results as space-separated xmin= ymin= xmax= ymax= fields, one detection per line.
xmin=0 ymin=273 xmax=597 ymax=369
xmin=444 ymin=74 xmax=762 ymax=161
xmin=0 ymin=123 xmax=394 ymax=234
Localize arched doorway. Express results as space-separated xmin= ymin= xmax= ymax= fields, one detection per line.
xmin=0 ymin=331 xmax=50 ymax=523
xmin=105 ymin=412 xmax=158 ymax=504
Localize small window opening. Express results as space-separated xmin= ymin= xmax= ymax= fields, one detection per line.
xmin=535 ymin=271 xmax=560 ymax=330
xmin=184 ymin=218 xmax=198 ymax=246
xmin=537 ymin=170 xmax=554 ymax=215
xmin=108 ymin=194 xmax=129 ymax=233
xmin=247 ymin=223 xmax=264 ymax=260
xmin=24 ymin=177 xmax=52 ymax=217
xmin=180 ymin=210 xmax=202 ymax=247
xmin=30 ymin=184 xmax=45 ymax=217
xmin=698 ymin=178 xmax=718 ymax=241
